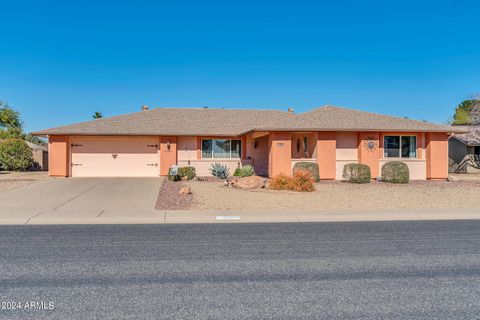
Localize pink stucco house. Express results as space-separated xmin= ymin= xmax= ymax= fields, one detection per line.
xmin=33 ymin=105 xmax=463 ymax=180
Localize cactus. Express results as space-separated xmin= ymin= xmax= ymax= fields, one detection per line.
xmin=209 ymin=163 xmax=230 ymax=179
xmin=234 ymin=165 xmax=256 ymax=177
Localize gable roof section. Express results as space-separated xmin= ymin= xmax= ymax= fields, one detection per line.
xmin=32 ymin=108 xmax=293 ymax=136
xmin=33 ymin=105 xmax=463 ymax=137
xmin=451 ymin=125 xmax=480 ymax=146
xmin=256 ymin=106 xmax=463 ymax=133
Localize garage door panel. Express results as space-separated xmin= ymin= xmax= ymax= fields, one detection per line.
xmin=71 ymin=138 xmax=160 ymax=177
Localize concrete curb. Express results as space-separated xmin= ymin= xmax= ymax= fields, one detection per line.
xmin=1 ymin=207 xmax=478 ymax=225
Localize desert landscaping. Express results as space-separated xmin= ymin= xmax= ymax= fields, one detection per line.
xmin=155 ymin=175 xmax=480 ymax=211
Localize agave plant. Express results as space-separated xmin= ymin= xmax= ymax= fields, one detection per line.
xmin=236 ymin=165 xmax=256 ymax=177
xmin=209 ymin=163 xmax=230 ymax=179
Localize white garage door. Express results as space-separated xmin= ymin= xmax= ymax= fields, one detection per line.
xmin=70 ymin=138 xmax=160 ymax=177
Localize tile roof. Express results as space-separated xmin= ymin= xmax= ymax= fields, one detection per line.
xmin=451 ymin=125 xmax=480 ymax=146
xmin=255 ymin=106 xmax=464 ymax=133
xmin=32 ymin=105 xmax=463 ymax=136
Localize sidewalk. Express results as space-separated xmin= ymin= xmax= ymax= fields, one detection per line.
xmin=1 ymin=207 xmax=479 ymax=225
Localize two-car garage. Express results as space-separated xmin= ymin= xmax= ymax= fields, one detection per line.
xmin=70 ymin=137 xmax=160 ymax=177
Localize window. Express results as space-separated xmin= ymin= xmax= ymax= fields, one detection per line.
xmin=303 ymin=136 xmax=308 ymax=153
xmin=384 ymin=135 xmax=417 ymax=158
xmin=201 ymin=139 xmax=242 ymax=159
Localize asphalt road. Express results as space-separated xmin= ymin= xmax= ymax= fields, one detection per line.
xmin=1 ymin=221 xmax=480 ymax=319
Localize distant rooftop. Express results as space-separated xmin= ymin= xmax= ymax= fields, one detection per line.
xmin=451 ymin=125 xmax=480 ymax=146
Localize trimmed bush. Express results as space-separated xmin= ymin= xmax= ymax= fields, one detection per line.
xmin=381 ymin=161 xmax=410 ymax=184
xmin=269 ymin=169 xmax=315 ymax=192
xmin=167 ymin=167 xmax=181 ymax=181
xmin=293 ymin=162 xmax=320 ymax=182
xmin=342 ymin=163 xmax=371 ymax=184
xmin=210 ymin=163 xmax=230 ymax=179
xmin=178 ymin=166 xmax=196 ymax=180
xmin=0 ymin=139 xmax=34 ymax=171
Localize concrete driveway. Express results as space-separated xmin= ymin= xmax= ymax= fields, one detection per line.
xmin=0 ymin=178 xmax=163 ymax=224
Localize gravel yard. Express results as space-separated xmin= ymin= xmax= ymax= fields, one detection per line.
xmin=186 ymin=179 xmax=480 ymax=211
xmin=0 ymin=171 xmax=49 ymax=192
xmin=156 ymin=179 xmax=195 ymax=210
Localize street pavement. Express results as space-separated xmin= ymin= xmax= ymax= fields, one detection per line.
xmin=1 ymin=220 xmax=480 ymax=319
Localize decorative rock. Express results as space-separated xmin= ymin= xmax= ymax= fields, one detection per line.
xmin=179 ymin=186 xmax=192 ymax=195
xmin=229 ymin=176 xmax=268 ymax=189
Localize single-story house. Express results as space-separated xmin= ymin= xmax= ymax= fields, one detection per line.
xmin=32 ymin=105 xmax=463 ymax=180
xmin=449 ymin=125 xmax=480 ymax=173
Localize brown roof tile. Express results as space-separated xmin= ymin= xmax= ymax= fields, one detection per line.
xmin=33 ymin=105 xmax=463 ymax=136
xmin=32 ymin=107 xmax=293 ymax=136
xmin=256 ymin=106 xmax=464 ymax=133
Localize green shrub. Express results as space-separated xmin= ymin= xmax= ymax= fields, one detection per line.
xmin=233 ymin=165 xmax=255 ymax=177
xmin=233 ymin=167 xmax=242 ymax=176
xmin=381 ymin=161 xmax=410 ymax=184
xmin=210 ymin=163 xmax=230 ymax=179
xmin=167 ymin=167 xmax=181 ymax=181
xmin=0 ymin=139 xmax=34 ymax=171
xmin=178 ymin=166 xmax=196 ymax=180
xmin=293 ymin=162 xmax=320 ymax=182
xmin=342 ymin=163 xmax=371 ymax=184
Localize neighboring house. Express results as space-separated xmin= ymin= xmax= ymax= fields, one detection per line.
xmin=32 ymin=105 xmax=463 ymax=180
xmin=449 ymin=125 xmax=480 ymax=173
xmin=0 ymin=139 xmax=48 ymax=171
xmin=25 ymin=141 xmax=49 ymax=171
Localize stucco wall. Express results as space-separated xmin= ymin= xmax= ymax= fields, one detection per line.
xmin=160 ymin=136 xmax=177 ymax=175
xmin=291 ymin=133 xmax=317 ymax=159
xmin=48 ymin=135 xmax=69 ymax=177
xmin=177 ymin=135 xmax=253 ymax=177
xmin=379 ymin=159 xmax=427 ymax=180
xmin=358 ymin=132 xmax=380 ymax=178
xmin=316 ymin=132 xmax=336 ymax=180
xmin=177 ymin=159 xmax=253 ymax=176
xmin=177 ymin=136 xmax=197 ymax=161
xmin=426 ymin=132 xmax=449 ymax=179
xmin=335 ymin=132 xmax=358 ymax=180
xmin=269 ymin=132 xmax=292 ymax=177
xmin=246 ymin=134 xmax=269 ymax=176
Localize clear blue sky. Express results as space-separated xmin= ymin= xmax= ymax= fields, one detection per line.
xmin=1 ymin=0 xmax=479 ymax=133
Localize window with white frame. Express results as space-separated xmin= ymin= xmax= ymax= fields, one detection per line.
xmin=201 ymin=139 xmax=242 ymax=159
xmin=384 ymin=135 xmax=417 ymax=158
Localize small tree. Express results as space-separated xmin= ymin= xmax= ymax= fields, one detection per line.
xmin=0 ymin=100 xmax=46 ymax=147
xmin=452 ymin=98 xmax=480 ymax=125
xmin=93 ymin=111 xmax=103 ymax=119
xmin=0 ymin=100 xmax=22 ymax=130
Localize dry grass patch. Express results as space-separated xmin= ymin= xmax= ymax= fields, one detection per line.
xmin=0 ymin=171 xmax=48 ymax=192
